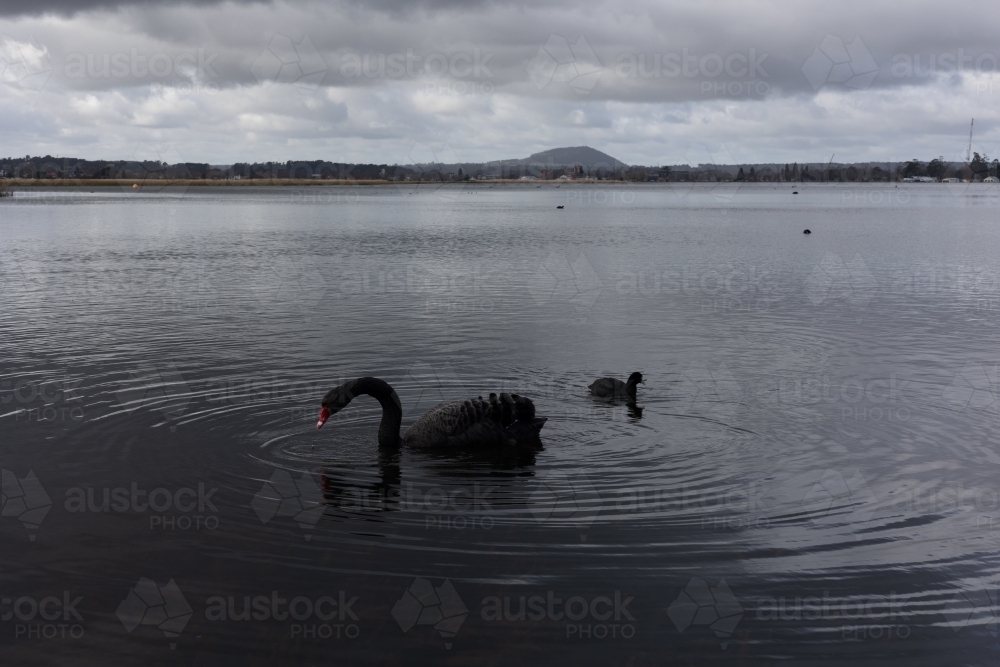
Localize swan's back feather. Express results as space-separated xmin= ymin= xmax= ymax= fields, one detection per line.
xmin=402 ymin=393 xmax=543 ymax=448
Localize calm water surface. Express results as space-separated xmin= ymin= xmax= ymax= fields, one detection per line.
xmin=3 ymin=183 xmax=1000 ymax=665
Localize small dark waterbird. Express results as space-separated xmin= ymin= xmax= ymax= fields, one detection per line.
xmin=803 ymin=229 xmax=811 ymax=234
xmin=588 ymin=372 xmax=645 ymax=400
xmin=316 ymin=377 xmax=546 ymax=448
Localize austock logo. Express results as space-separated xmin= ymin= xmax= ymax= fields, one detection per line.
xmin=801 ymin=469 xmax=878 ymax=528
xmin=942 ymin=583 xmax=997 ymax=636
xmin=1 ymin=468 xmax=51 ymax=540
xmin=116 ymin=578 xmax=192 ymax=649
xmin=251 ymin=34 xmax=327 ymax=91
xmin=392 ymin=578 xmax=468 ymax=648
xmin=0 ymin=258 xmax=32 ymax=295
xmin=527 ymin=469 xmax=602 ymax=532
xmin=480 ymin=590 xmax=635 ymax=640
xmin=802 ymin=35 xmax=878 ymax=91
xmin=677 ymin=364 xmax=743 ymax=421
xmin=64 ymin=482 xmax=220 ymax=531
xmin=943 ymin=362 xmax=999 ymax=412
xmin=253 ymin=255 xmax=328 ymax=309
xmin=0 ymin=36 xmax=52 ymax=93
xmin=1 ymin=376 xmax=86 ymax=427
xmin=1 ymin=591 xmax=85 ymax=640
xmin=804 ymin=252 xmax=877 ymax=310
xmin=401 ymin=361 xmax=463 ymax=417
xmin=205 ymin=590 xmax=361 ymax=640
xmin=677 ymin=143 xmax=743 ymax=205
xmin=527 ymin=252 xmax=603 ymax=314
xmin=667 ymin=577 xmax=743 ymax=649
xmin=754 ymin=590 xmax=909 ymax=640
xmin=114 ymin=363 xmax=192 ymax=430
xmin=527 ymin=34 xmax=602 ymax=94
xmin=251 ymin=469 xmax=325 ymax=539
xmin=394 ymin=143 xmax=460 ymax=200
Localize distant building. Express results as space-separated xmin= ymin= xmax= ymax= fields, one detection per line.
xmin=984 ymin=176 xmax=998 ymax=183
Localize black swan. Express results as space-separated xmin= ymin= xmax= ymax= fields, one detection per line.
xmin=316 ymin=377 xmax=546 ymax=448
xmin=589 ymin=372 xmax=644 ymax=400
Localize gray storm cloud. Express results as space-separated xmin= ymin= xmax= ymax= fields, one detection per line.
xmin=0 ymin=0 xmax=267 ymax=17
xmin=0 ymin=0 xmax=997 ymax=163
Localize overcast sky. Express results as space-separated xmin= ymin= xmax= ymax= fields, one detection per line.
xmin=0 ymin=0 xmax=997 ymax=165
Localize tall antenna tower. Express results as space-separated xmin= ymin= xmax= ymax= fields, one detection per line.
xmin=966 ymin=118 xmax=974 ymax=164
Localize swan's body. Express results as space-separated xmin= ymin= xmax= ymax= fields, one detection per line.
xmin=588 ymin=372 xmax=644 ymax=400
xmin=317 ymin=377 xmax=546 ymax=448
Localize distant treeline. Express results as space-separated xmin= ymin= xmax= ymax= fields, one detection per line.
xmin=0 ymin=156 xmax=624 ymax=182
xmin=1 ymin=155 xmax=997 ymax=183
xmin=0 ymin=157 xmax=411 ymax=182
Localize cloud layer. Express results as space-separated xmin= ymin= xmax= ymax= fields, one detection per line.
xmin=1 ymin=0 xmax=997 ymax=164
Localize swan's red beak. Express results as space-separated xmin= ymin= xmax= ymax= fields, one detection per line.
xmin=317 ymin=406 xmax=331 ymax=429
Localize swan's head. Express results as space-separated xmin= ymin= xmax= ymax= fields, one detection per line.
xmin=627 ymin=372 xmax=645 ymax=387
xmin=317 ymin=383 xmax=354 ymax=429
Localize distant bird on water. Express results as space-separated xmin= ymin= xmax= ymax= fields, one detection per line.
xmin=589 ymin=372 xmax=644 ymax=400
xmin=557 ymin=205 xmax=564 ymax=209
xmin=803 ymin=229 xmax=811 ymax=234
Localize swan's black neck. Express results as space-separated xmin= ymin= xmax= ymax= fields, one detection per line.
xmin=348 ymin=377 xmax=402 ymax=448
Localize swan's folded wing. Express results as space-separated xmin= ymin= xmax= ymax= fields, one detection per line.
xmin=414 ymin=400 xmax=464 ymax=437
xmin=445 ymin=419 xmax=510 ymax=448
xmin=404 ymin=395 xmax=540 ymax=447
xmin=405 ymin=398 xmax=498 ymax=447
xmin=491 ymin=392 xmax=535 ymax=426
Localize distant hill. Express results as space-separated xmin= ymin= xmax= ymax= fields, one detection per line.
xmin=492 ymin=146 xmax=626 ymax=168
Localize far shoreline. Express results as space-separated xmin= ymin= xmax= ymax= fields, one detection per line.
xmin=0 ymin=178 xmax=959 ymax=188
xmin=0 ymin=178 xmax=639 ymax=188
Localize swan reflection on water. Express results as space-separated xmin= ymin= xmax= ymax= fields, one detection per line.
xmin=319 ymin=439 xmax=543 ymax=518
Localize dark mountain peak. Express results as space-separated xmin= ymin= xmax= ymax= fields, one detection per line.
xmin=492 ymin=146 xmax=626 ymax=168
xmin=524 ymin=146 xmax=624 ymax=166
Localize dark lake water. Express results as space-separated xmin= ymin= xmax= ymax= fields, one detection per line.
xmin=3 ymin=182 xmax=1000 ymax=665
